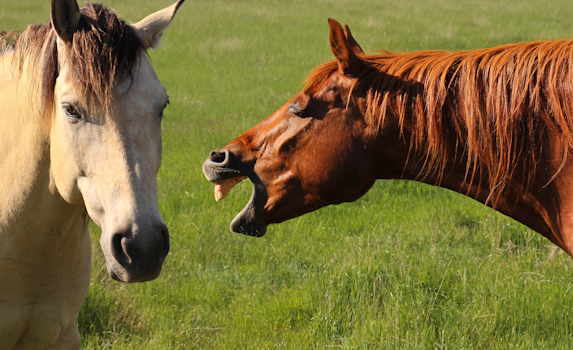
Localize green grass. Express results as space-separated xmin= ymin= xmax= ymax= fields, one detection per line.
xmin=6 ymin=0 xmax=573 ymax=348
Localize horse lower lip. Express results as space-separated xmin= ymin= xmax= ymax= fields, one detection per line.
xmin=106 ymin=259 xmax=163 ymax=282
xmin=109 ymin=270 xmax=121 ymax=281
xmin=229 ymin=178 xmax=268 ymax=237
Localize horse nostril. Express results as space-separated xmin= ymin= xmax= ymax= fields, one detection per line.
xmin=209 ymin=149 xmax=227 ymax=163
xmin=111 ymin=233 xmax=130 ymax=265
xmin=158 ymin=224 xmax=170 ymax=260
xmin=109 ymin=225 xmax=168 ymax=266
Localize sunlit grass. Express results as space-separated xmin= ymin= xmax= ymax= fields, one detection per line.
xmin=6 ymin=0 xmax=573 ymax=348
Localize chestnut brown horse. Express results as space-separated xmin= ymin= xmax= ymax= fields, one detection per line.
xmin=0 ymin=0 xmax=182 ymax=348
xmin=204 ymin=18 xmax=573 ymax=258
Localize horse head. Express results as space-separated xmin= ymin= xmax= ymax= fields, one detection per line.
xmin=203 ymin=19 xmax=386 ymax=237
xmin=49 ymin=0 xmax=183 ymax=282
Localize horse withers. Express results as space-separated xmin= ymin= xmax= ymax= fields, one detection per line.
xmin=204 ymin=19 xmax=573 ymax=258
xmin=0 ymin=0 xmax=183 ymax=348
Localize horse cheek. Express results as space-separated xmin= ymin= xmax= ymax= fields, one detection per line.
xmin=49 ymin=120 xmax=84 ymax=205
xmin=320 ymin=137 xmax=374 ymax=203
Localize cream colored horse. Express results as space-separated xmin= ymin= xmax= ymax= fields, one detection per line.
xmin=0 ymin=0 xmax=183 ymax=348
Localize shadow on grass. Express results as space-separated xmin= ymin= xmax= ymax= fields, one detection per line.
xmin=78 ymin=285 xmax=145 ymax=340
xmin=77 ymin=238 xmax=148 ymax=346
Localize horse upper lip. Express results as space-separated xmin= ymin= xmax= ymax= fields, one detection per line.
xmin=202 ymin=149 xmax=246 ymax=182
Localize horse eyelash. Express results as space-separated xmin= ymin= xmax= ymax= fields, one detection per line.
xmin=288 ymin=104 xmax=306 ymax=117
xmin=62 ymin=103 xmax=82 ymax=120
xmin=158 ymin=98 xmax=170 ymax=119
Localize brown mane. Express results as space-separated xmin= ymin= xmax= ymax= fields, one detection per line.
xmin=304 ymin=40 xmax=573 ymax=205
xmin=0 ymin=2 xmax=144 ymax=123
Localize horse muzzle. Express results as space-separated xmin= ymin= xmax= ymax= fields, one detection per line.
xmin=203 ymin=149 xmax=268 ymax=237
xmin=100 ymin=222 xmax=170 ymax=282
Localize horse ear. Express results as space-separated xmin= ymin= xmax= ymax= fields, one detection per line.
xmin=344 ymin=24 xmax=364 ymax=55
xmin=131 ymin=0 xmax=185 ymax=50
xmin=328 ymin=18 xmax=365 ymax=77
xmin=51 ymin=0 xmax=81 ymax=43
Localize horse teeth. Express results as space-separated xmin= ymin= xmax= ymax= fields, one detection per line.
xmin=214 ymin=176 xmax=247 ymax=201
xmin=214 ymin=185 xmax=225 ymax=201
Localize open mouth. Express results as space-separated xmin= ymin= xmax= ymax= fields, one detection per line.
xmin=203 ymin=149 xmax=268 ymax=237
xmin=214 ymin=176 xmax=247 ymax=201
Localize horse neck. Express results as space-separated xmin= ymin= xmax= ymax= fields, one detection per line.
xmin=0 ymin=53 xmax=87 ymax=252
xmin=379 ymin=115 xmax=566 ymax=253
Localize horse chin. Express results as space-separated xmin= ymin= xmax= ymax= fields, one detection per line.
xmin=108 ymin=269 xmax=123 ymax=282
xmin=104 ymin=259 xmax=162 ymax=283
xmin=103 ymin=259 xmax=132 ymax=282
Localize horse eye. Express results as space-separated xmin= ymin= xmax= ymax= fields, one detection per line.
xmin=63 ymin=103 xmax=81 ymax=120
xmin=160 ymin=100 xmax=169 ymax=119
xmin=288 ymin=104 xmax=304 ymax=117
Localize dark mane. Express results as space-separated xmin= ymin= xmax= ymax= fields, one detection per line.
xmin=0 ymin=2 xmax=144 ymax=123
xmin=304 ymin=40 xmax=573 ymax=205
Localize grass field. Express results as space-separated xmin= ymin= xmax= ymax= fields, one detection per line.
xmin=5 ymin=0 xmax=573 ymax=348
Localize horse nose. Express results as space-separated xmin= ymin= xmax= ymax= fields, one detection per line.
xmin=204 ymin=149 xmax=234 ymax=182
xmin=109 ymin=223 xmax=169 ymax=282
